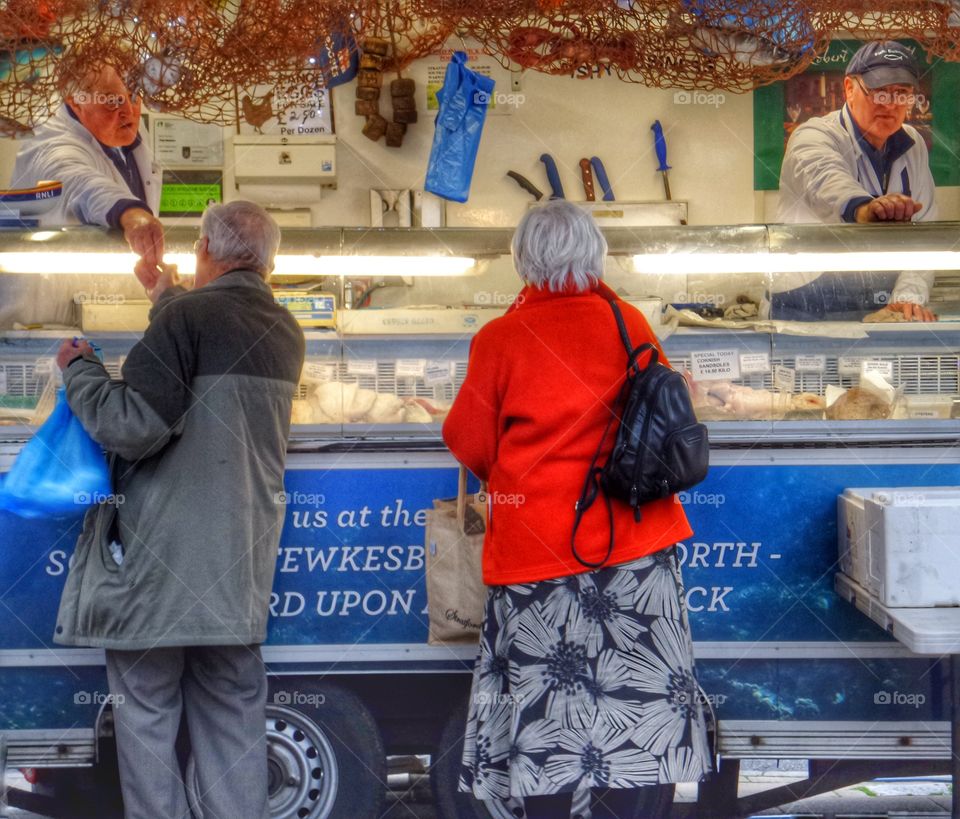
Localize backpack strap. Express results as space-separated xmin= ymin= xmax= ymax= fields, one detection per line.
xmin=609 ymin=298 xmax=633 ymax=354
xmin=571 ymin=375 xmax=627 ymax=569
xmin=570 ymin=299 xmax=659 ymax=569
xmin=610 ymin=299 xmax=659 ymax=375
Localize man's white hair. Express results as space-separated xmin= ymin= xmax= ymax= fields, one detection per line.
xmin=200 ymin=200 xmax=281 ymax=279
xmin=511 ymin=199 xmax=606 ymax=292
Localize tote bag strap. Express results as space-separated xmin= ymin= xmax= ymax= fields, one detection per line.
xmin=456 ymin=463 xmax=468 ymax=531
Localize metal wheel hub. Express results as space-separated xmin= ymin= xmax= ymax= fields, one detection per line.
xmin=266 ymin=704 xmax=339 ymax=819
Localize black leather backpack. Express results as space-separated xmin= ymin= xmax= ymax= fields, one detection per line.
xmin=572 ymin=299 xmax=710 ymax=569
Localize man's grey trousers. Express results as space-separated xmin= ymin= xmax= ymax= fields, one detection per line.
xmin=105 ymin=644 xmax=269 ymax=819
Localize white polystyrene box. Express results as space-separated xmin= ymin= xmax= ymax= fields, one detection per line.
xmin=839 ymin=487 xmax=960 ymax=607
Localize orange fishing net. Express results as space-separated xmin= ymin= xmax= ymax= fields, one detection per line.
xmin=0 ymin=1 xmax=87 ymax=135
xmin=356 ymin=0 xmax=455 ymax=73
xmin=1 ymin=1 xmax=960 ymax=138
xmin=441 ymin=0 xmax=828 ymax=89
xmin=0 ymin=0 xmax=357 ymax=134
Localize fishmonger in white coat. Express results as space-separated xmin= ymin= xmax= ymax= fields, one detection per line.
xmin=11 ymin=64 xmax=165 ymax=267
xmin=776 ymin=41 xmax=937 ymax=322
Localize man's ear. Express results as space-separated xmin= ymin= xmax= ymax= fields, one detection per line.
xmin=842 ymin=76 xmax=856 ymax=104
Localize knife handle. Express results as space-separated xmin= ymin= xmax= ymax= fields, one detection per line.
xmin=506 ymin=171 xmax=544 ymax=201
xmin=539 ymin=153 xmax=565 ymax=200
xmin=590 ymin=156 xmax=615 ymax=202
xmin=651 ymin=120 xmax=671 ymax=173
xmin=579 ymin=158 xmax=595 ymax=201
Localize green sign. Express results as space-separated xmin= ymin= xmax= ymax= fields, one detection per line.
xmin=754 ymin=39 xmax=960 ymax=190
xmin=160 ymin=184 xmax=221 ymax=216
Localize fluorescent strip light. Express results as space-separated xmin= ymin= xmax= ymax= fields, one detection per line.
xmin=0 ymin=253 xmax=476 ymax=277
xmin=633 ymin=251 xmax=960 ymax=275
xmin=0 ymin=252 xmax=131 ymax=274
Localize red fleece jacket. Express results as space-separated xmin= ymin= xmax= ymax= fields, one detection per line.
xmin=442 ymin=282 xmax=693 ymax=585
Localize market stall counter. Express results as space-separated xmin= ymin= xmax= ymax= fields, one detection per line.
xmin=0 ymin=224 xmax=959 ymax=818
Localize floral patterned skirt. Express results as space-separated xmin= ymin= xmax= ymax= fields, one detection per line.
xmin=458 ymin=547 xmax=712 ymax=800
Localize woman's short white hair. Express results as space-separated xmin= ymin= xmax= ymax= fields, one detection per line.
xmin=200 ymin=200 xmax=281 ymax=279
xmin=511 ymin=200 xmax=607 ymax=292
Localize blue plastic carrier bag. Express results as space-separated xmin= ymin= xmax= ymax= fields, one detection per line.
xmin=0 ymin=388 xmax=111 ymax=519
xmin=424 ymin=51 xmax=495 ymax=203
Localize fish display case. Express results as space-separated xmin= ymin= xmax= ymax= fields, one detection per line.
xmin=290 ymin=334 xmax=468 ymax=433
xmin=1 ymin=224 xmax=959 ymax=818
xmin=1 ymin=223 xmax=958 ymax=444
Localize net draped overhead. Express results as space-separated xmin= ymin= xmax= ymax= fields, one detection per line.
xmin=0 ymin=1 xmax=955 ymax=136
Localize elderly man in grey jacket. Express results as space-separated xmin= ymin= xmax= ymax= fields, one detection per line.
xmin=54 ymin=200 xmax=305 ymax=819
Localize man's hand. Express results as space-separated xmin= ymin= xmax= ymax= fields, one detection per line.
xmin=120 ymin=207 xmax=164 ymax=268
xmin=884 ymin=301 xmax=938 ymax=322
xmin=855 ymin=195 xmax=923 ymax=223
xmin=57 ymin=338 xmax=95 ymax=371
xmin=135 ymin=259 xmax=182 ymax=303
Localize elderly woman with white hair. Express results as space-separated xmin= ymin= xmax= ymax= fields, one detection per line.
xmin=443 ymin=200 xmax=711 ymax=818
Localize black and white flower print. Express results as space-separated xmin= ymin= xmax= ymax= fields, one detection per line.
xmin=622 ymin=617 xmax=706 ymax=758
xmin=472 ymin=611 xmax=517 ymax=721
xmin=513 ymin=605 xmax=593 ymax=728
xmin=505 ymin=719 xmax=560 ymax=796
xmin=462 ymin=698 xmax=512 ymax=796
xmin=544 ymin=722 xmax=659 ymax=790
xmin=659 ymin=746 xmax=711 ymax=782
xmin=582 ymin=649 xmax=645 ymax=732
xmin=538 ymin=574 xmax=580 ymax=629
xmin=571 ymin=569 xmax=647 ymax=655
xmin=459 ymin=549 xmax=712 ymax=800
xmin=633 ymin=548 xmax=683 ymax=619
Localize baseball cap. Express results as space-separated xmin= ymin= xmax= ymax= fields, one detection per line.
xmin=845 ymin=41 xmax=920 ymax=88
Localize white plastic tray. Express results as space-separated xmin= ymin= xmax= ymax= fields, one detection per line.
xmin=836 ymin=572 xmax=960 ymax=655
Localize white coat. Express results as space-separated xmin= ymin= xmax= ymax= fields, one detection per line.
xmin=10 ymin=105 xmax=161 ymax=227
xmin=776 ymin=105 xmax=937 ymax=304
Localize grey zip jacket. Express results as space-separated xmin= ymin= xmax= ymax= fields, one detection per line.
xmin=53 ymin=270 xmax=305 ymax=649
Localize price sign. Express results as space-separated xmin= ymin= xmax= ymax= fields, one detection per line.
xmin=691 ymin=350 xmax=740 ymax=381
xmin=424 ymin=361 xmax=454 ymax=385
xmin=396 ymin=359 xmax=426 ymax=378
xmin=240 ymin=84 xmax=333 ymax=136
xmin=739 ymin=352 xmax=771 ymax=374
xmin=861 ymin=360 xmax=894 ymax=381
xmin=774 ymin=365 xmax=796 ymax=393
xmin=838 ymin=356 xmax=862 ymax=376
xmin=33 ymin=358 xmax=54 ymax=377
xmin=795 ymin=354 xmax=826 ymax=372
xmin=304 ymin=362 xmax=336 ymax=381
xmin=347 ymin=360 xmax=378 ymax=376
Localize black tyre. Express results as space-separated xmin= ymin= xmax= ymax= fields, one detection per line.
xmin=188 ymin=679 xmax=386 ymax=819
xmin=431 ymin=699 xmax=674 ymax=819
xmin=430 ymin=697 xmax=522 ymax=819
